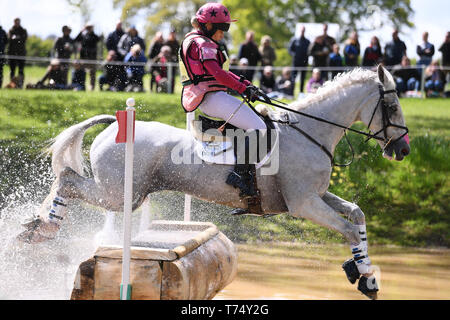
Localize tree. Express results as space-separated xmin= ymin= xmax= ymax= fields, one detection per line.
xmin=223 ymin=0 xmax=414 ymax=48
xmin=112 ymin=0 xmax=206 ymax=39
xmin=112 ymin=0 xmax=414 ymax=53
xmin=66 ymin=0 xmax=92 ymax=24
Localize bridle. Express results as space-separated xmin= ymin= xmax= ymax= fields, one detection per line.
xmin=248 ymin=83 xmax=409 ymax=166
xmin=365 ymin=85 xmax=409 ymax=151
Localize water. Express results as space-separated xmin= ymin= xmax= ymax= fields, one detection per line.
xmin=215 ymin=242 xmax=450 ymax=300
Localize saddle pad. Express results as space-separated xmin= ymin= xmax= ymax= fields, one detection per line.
xmin=194 ymin=140 xmax=236 ymax=166
xmin=194 ymin=138 xmax=277 ymax=170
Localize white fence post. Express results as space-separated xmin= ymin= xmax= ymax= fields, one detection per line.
xmin=184 ymin=112 xmax=195 ymax=222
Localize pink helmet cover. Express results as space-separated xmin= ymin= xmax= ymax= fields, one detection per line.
xmin=196 ymin=3 xmax=237 ymax=24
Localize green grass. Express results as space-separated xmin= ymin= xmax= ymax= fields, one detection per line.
xmin=0 ymin=89 xmax=449 ymax=247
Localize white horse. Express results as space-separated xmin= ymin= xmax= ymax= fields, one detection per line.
xmin=18 ymin=66 xmax=410 ymax=299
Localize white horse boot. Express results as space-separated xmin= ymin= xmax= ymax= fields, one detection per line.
xmin=18 ymin=195 xmax=67 ymax=244
xmin=342 ymin=224 xmax=379 ymax=299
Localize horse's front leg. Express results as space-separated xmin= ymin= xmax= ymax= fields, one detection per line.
xmin=322 ymin=191 xmax=379 ymax=299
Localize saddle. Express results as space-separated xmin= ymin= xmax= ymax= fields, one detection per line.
xmin=190 ymin=109 xmax=280 ymax=217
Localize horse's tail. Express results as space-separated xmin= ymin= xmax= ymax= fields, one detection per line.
xmin=46 ymin=115 xmax=116 ymax=177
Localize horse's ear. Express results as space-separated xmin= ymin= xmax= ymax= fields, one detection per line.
xmin=377 ymin=65 xmax=385 ymax=84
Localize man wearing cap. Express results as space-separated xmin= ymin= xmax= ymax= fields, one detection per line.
xmin=54 ymin=26 xmax=74 ymax=85
xmin=74 ymin=23 xmax=100 ymax=90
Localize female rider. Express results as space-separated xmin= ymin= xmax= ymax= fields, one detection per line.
xmin=179 ymin=3 xmax=267 ymax=202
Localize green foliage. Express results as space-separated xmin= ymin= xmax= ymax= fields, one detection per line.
xmin=113 ymin=0 xmax=205 ymax=39
xmin=26 ymin=35 xmax=54 ymax=58
xmin=0 ymin=91 xmax=448 ymax=247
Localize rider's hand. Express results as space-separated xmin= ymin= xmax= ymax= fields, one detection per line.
xmin=244 ymin=85 xmax=271 ymax=104
xmin=243 ymin=85 xmax=259 ymax=102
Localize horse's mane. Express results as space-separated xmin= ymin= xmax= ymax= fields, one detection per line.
xmin=291 ymin=68 xmax=379 ymax=110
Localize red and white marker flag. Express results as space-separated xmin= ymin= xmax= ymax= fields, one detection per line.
xmin=116 ymin=99 xmax=136 ymax=300
xmin=115 ymin=110 xmax=135 ymax=144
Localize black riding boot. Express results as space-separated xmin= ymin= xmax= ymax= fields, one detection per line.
xmin=226 ymin=163 xmax=257 ymax=198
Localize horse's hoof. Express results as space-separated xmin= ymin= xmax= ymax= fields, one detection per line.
xmin=342 ymin=258 xmax=360 ymax=284
xmin=17 ymin=216 xmax=59 ymax=244
xmin=358 ymin=275 xmax=379 ymax=300
xmin=16 ymin=229 xmax=54 ymax=244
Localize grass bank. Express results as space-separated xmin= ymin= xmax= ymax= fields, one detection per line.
xmin=0 ymin=90 xmax=448 ymax=247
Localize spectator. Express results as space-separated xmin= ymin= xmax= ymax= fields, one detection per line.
xmin=99 ymin=50 xmax=126 ymax=91
xmin=306 ymin=68 xmax=324 ymax=94
xmin=148 ymin=31 xmax=164 ymax=61
xmin=238 ymin=31 xmax=261 ymax=81
xmin=7 ymin=18 xmax=28 ymax=88
xmin=343 ymin=31 xmax=360 ymax=67
xmin=362 ymin=36 xmax=383 ymax=67
xmin=151 ymin=45 xmax=174 ymax=93
xmin=329 ymin=44 xmax=343 ymax=79
xmin=164 ymin=29 xmax=180 ymax=62
xmin=71 ymin=61 xmax=86 ymax=91
xmin=438 ymin=32 xmax=450 ymax=81
xmin=117 ymin=25 xmax=146 ymax=59
xmin=424 ymin=60 xmax=446 ymax=97
xmin=259 ymin=35 xmax=276 ymax=67
xmin=74 ymin=22 xmax=100 ymax=90
xmin=53 ymin=25 xmax=74 ymax=85
xmin=229 ymin=54 xmax=239 ymax=75
xmin=238 ymin=57 xmax=252 ymax=81
xmin=288 ymin=25 xmax=310 ymax=93
xmin=392 ymin=56 xmax=420 ymax=95
xmin=275 ymin=67 xmax=294 ymax=98
xmin=26 ymin=59 xmax=66 ymax=90
xmin=163 ymin=29 xmax=180 ymax=93
xmin=0 ymin=23 xmax=7 ymax=88
xmin=309 ymin=24 xmax=336 ymax=80
xmin=260 ymin=65 xmax=276 ymax=94
xmin=384 ymin=29 xmax=407 ymax=66
xmin=416 ymin=31 xmax=435 ymax=67
xmin=148 ymin=32 xmax=165 ymax=91
xmin=124 ymin=44 xmax=147 ymax=92
xmin=106 ymin=21 xmax=125 ymax=60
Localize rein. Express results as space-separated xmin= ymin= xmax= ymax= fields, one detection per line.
xmin=246 ymin=84 xmax=409 ymax=167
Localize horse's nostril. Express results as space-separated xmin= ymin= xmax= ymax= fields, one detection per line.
xmin=401 ymin=148 xmax=409 ymax=156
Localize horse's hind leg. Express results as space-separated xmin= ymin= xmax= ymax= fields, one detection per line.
xmin=18 ymin=167 xmax=114 ymax=244
xmin=322 ymin=191 xmax=379 ymax=299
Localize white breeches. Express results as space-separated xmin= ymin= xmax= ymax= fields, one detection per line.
xmin=199 ymin=91 xmax=267 ymax=130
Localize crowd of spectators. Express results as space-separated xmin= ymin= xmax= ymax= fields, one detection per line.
xmin=0 ymin=17 xmax=449 ymax=98
xmin=0 ymin=18 xmax=180 ymax=93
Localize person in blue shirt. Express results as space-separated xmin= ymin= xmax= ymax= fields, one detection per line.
xmin=288 ymin=25 xmax=311 ymax=93
xmin=329 ymin=44 xmax=343 ymax=79
xmin=124 ymin=44 xmax=147 ymax=92
xmin=344 ymin=31 xmax=360 ymax=67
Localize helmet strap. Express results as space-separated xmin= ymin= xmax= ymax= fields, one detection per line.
xmin=199 ymin=22 xmax=217 ymax=39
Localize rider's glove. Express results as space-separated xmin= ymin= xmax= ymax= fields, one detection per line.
xmin=243 ymin=85 xmax=260 ymax=102
xmin=244 ymin=85 xmax=271 ymax=104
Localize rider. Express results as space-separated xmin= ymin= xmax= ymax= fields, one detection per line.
xmin=179 ymin=3 xmax=268 ymax=202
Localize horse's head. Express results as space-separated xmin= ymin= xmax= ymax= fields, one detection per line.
xmin=362 ymin=65 xmax=410 ymax=161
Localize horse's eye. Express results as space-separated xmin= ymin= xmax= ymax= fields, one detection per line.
xmin=387 ymin=104 xmax=397 ymax=116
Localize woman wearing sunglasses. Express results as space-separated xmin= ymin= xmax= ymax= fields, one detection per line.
xmin=179 ymin=2 xmax=267 ymax=202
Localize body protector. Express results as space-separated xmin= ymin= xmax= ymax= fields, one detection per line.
xmin=179 ymin=32 xmax=230 ymax=112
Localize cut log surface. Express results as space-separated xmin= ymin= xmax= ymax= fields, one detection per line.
xmin=71 ymin=220 xmax=237 ymax=300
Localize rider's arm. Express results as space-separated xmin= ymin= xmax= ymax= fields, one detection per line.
xmin=203 ymin=59 xmax=247 ymax=94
